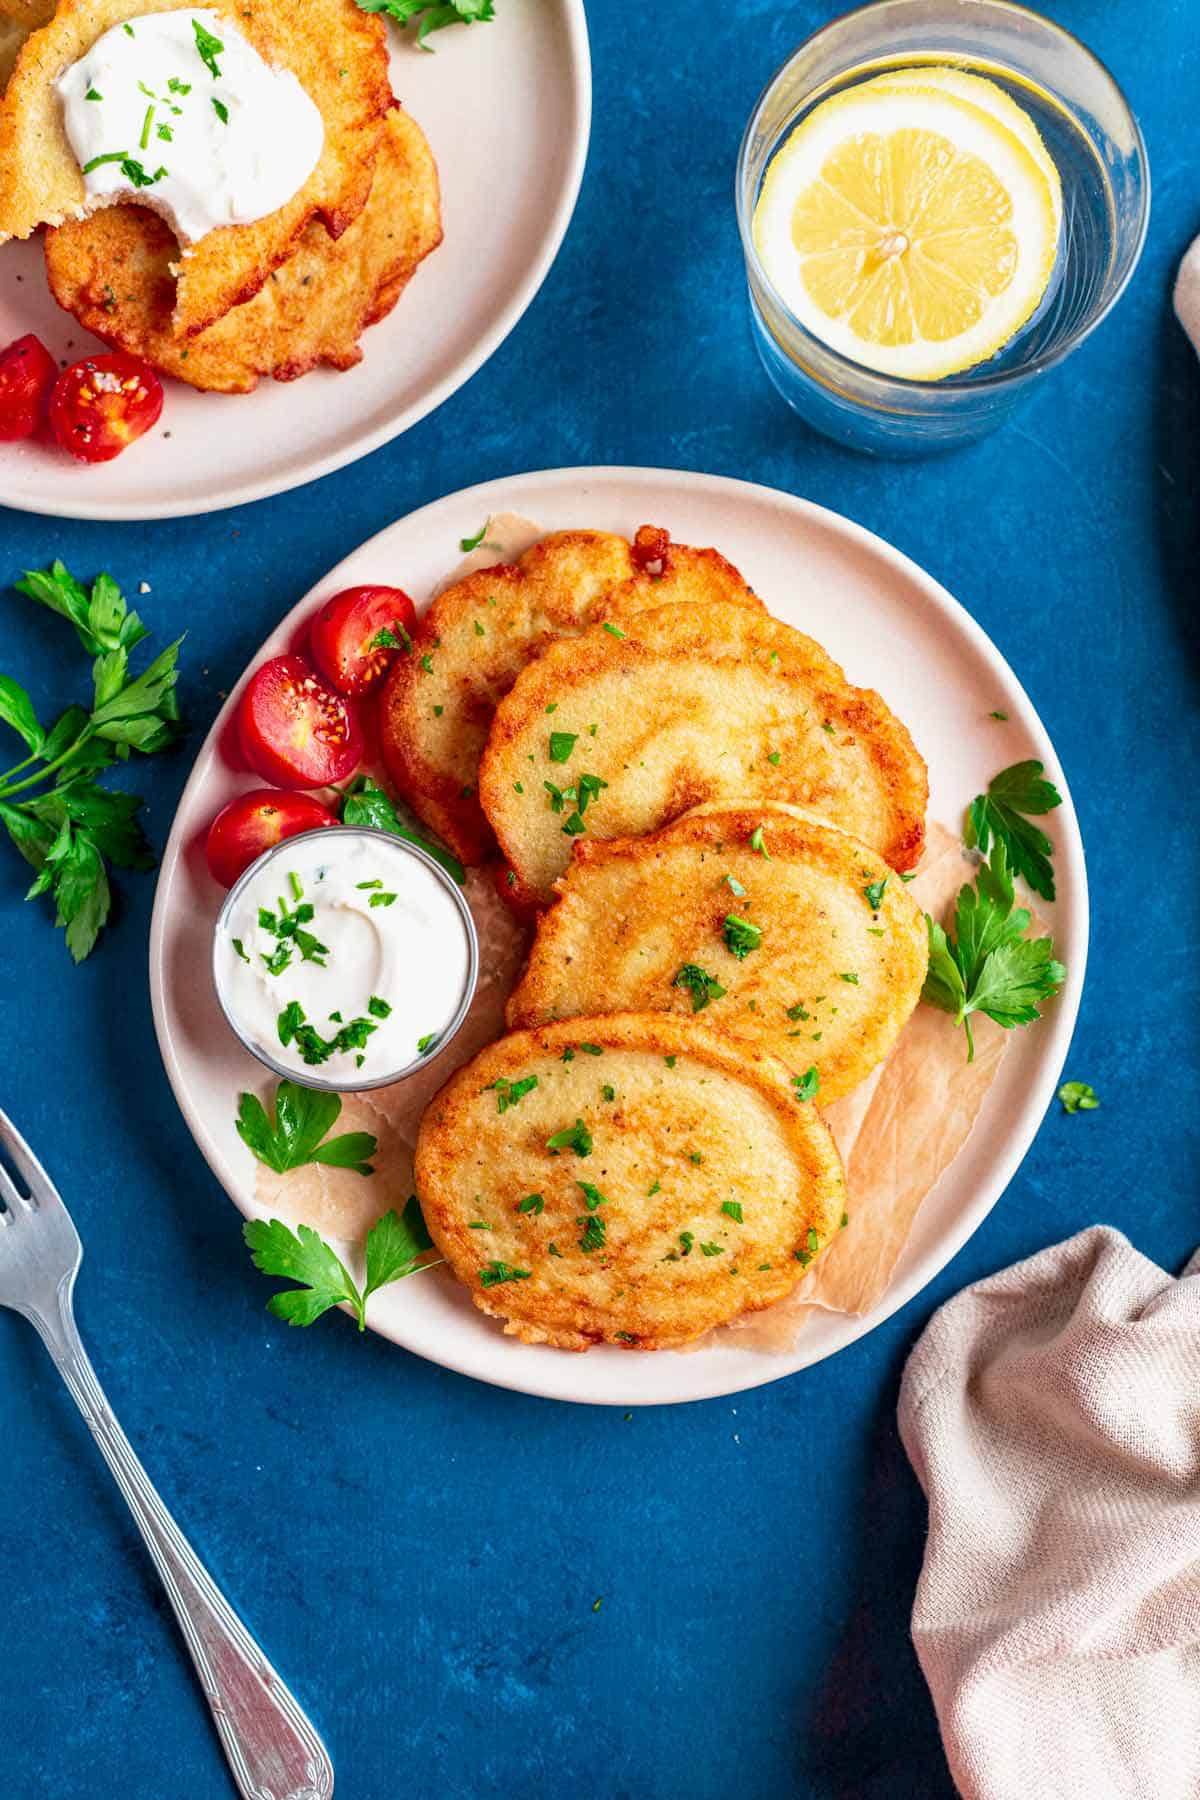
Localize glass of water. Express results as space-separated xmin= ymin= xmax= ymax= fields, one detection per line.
xmin=735 ymin=0 xmax=1150 ymax=455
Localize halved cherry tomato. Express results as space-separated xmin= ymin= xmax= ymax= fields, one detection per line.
xmin=308 ymin=585 xmax=418 ymax=696
xmin=49 ymin=351 xmax=163 ymax=463
xmin=0 ymin=334 xmax=57 ymax=441
xmin=237 ymin=654 xmax=364 ymax=790
xmin=205 ymin=789 xmax=338 ymax=888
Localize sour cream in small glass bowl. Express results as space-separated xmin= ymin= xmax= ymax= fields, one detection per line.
xmin=212 ymin=827 xmax=478 ymax=1091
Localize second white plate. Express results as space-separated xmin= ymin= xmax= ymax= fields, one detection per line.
xmin=150 ymin=466 xmax=1088 ymax=1405
xmin=0 ymin=0 xmax=589 ymax=520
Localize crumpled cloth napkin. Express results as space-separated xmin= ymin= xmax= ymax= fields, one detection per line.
xmin=898 ymin=1226 xmax=1200 ymax=1800
xmin=1175 ymin=236 xmax=1200 ymax=354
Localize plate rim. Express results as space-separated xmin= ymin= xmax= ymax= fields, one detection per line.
xmin=149 ymin=464 xmax=1089 ymax=1405
xmin=3 ymin=0 xmax=592 ymax=524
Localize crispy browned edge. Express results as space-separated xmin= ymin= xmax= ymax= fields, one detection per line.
xmin=504 ymin=804 xmax=929 ymax=1099
xmin=478 ymin=603 xmax=929 ymax=907
xmin=43 ymin=106 xmax=443 ymax=392
xmin=414 ymin=1012 xmax=846 ymax=1350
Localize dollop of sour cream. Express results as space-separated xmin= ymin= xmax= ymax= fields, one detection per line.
xmin=215 ymin=832 xmax=474 ymax=1087
xmin=57 ymin=9 xmax=324 ymax=246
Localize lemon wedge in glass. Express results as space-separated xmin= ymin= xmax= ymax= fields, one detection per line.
xmin=752 ymin=81 xmax=1061 ymax=381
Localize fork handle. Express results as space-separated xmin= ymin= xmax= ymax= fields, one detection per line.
xmin=31 ymin=1294 xmax=333 ymax=1800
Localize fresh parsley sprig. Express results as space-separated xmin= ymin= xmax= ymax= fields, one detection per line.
xmin=355 ymin=0 xmax=495 ymax=50
xmin=0 ymin=563 xmax=182 ymax=961
xmin=966 ymin=760 xmax=1062 ymax=902
xmin=922 ymin=841 xmax=1065 ymax=1062
xmin=339 ymin=774 xmax=465 ymax=885
xmin=244 ymin=1195 xmax=439 ymax=1329
xmin=237 ymin=1080 xmax=379 ymax=1175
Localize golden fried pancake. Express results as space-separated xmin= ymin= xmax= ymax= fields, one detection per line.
xmin=415 ymin=1013 xmax=846 ymax=1350
xmin=44 ymin=107 xmax=442 ymax=392
xmin=479 ymin=603 xmax=929 ymax=905
xmin=0 ymin=13 xmax=27 ymax=89
xmin=0 ymin=0 xmax=391 ymax=335
xmin=381 ymin=525 xmax=763 ymax=866
xmin=0 ymin=0 xmax=52 ymax=27
xmin=506 ymin=802 xmax=928 ymax=1103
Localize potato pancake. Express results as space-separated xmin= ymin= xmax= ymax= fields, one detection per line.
xmin=479 ymin=602 xmax=928 ymax=905
xmin=380 ymin=525 xmax=762 ymax=866
xmin=44 ymin=107 xmax=442 ymax=392
xmin=0 ymin=0 xmax=391 ymax=336
xmin=415 ymin=1013 xmax=846 ymax=1350
xmin=506 ymin=803 xmax=927 ymax=1102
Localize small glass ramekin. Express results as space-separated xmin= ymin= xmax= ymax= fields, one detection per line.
xmin=736 ymin=0 xmax=1150 ymax=455
xmin=212 ymin=826 xmax=479 ymax=1093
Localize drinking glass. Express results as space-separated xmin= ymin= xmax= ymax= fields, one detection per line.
xmin=735 ymin=0 xmax=1150 ymax=455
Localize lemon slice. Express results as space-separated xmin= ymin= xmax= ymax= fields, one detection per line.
xmin=752 ymin=84 xmax=1061 ymax=381
xmin=854 ymin=67 xmax=1062 ymax=228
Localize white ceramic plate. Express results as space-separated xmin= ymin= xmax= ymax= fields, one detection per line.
xmin=0 ymin=1 xmax=589 ymax=521
xmin=150 ymin=466 xmax=1088 ymax=1406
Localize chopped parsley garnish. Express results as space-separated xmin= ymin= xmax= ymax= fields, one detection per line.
xmin=699 ymin=1241 xmax=724 ymax=1257
xmin=577 ymin=1180 xmax=607 ymax=1211
xmin=459 ymin=518 xmax=490 ymax=552
xmin=601 ymin=1083 xmax=615 ymax=1102
xmin=966 ymin=760 xmax=1063 ymax=902
xmin=990 ymin=710 xmax=1009 ymax=721
xmin=353 ymin=0 xmax=498 ymax=51
xmin=420 ymin=654 xmax=433 ymax=673
xmin=416 ymin=1031 xmax=441 ymax=1056
xmin=601 ymin=621 xmax=625 ymax=638
xmin=1058 ymin=1081 xmax=1099 ymax=1114
xmin=86 ymin=86 xmax=103 ymax=100
xmin=546 ymin=1118 xmax=593 ymax=1157
xmin=672 ymin=962 xmax=726 ymax=1012
xmin=244 ymin=1196 xmax=437 ymax=1328
xmin=723 ymin=914 xmax=763 ymax=959
xmin=721 ymin=1201 xmax=744 ymax=1223
xmin=236 ymin=1079 xmax=378 ymax=1176
xmin=368 ymin=891 xmax=397 ymax=908
xmin=838 ymin=971 xmax=859 ymax=985
xmin=749 ymin=824 xmax=770 ymax=859
xmin=922 ymin=841 xmax=1065 ymax=1061
xmin=277 ymin=1001 xmax=377 ymax=1066
xmin=517 ymin=1193 xmax=545 ymax=1215
xmin=192 ymin=17 xmax=224 ymax=78
xmin=664 ymin=1055 xmax=677 ymax=1068
xmin=486 ymin=1073 xmax=538 ymax=1114
xmin=167 ymin=77 xmax=191 ymax=94
xmin=232 ymin=938 xmax=249 ymax=963
xmin=577 ymin=1042 xmax=603 ymax=1056
xmin=367 ymin=995 xmax=391 ymax=1019
xmin=647 ymin=1178 xmax=661 ymax=1196
xmin=578 ymin=1213 xmax=607 ymax=1253
xmin=792 ymin=1067 xmax=819 ymax=1103
xmin=371 ymin=623 xmax=413 ymax=653
xmin=863 ymin=877 xmax=888 ymax=910
xmin=548 ymin=731 xmax=578 ymax=764
xmin=786 ymin=1002 xmax=810 ymax=1021
xmin=480 ymin=1261 xmax=531 ymax=1287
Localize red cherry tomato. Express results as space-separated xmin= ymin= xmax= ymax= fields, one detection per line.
xmin=237 ymin=654 xmax=364 ymax=790
xmin=205 ymin=789 xmax=338 ymax=888
xmin=308 ymin=585 xmax=418 ymax=696
xmin=0 ymin=334 xmax=57 ymax=441
xmin=49 ymin=352 xmax=163 ymax=463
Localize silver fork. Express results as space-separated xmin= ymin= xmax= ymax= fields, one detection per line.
xmin=0 ymin=1109 xmax=334 ymax=1800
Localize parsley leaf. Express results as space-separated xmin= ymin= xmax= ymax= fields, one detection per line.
xmin=546 ymin=1118 xmax=593 ymax=1157
xmin=921 ymin=841 xmax=1066 ymax=1061
xmin=723 ymin=914 xmax=763 ymax=959
xmin=192 ymin=17 xmax=224 ymax=77
xmin=244 ymin=1196 xmax=437 ymax=1329
xmin=486 ymin=1073 xmax=539 ymax=1114
xmin=458 ymin=515 xmax=492 ymax=550
xmin=1058 ymin=1081 xmax=1099 ymax=1114
xmin=863 ymin=876 xmax=888 ymax=910
xmin=236 ymin=1080 xmax=378 ymax=1175
xmin=792 ymin=1067 xmax=819 ymax=1103
xmin=548 ymin=731 xmax=577 ymax=764
xmin=672 ymin=962 xmax=726 ymax=1012
xmin=966 ymin=760 xmax=1063 ymax=902
xmin=339 ymin=776 xmax=464 ymax=885
xmin=480 ymin=1260 xmax=531 ymax=1287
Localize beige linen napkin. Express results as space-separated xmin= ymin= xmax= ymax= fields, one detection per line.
xmin=898 ymin=1226 xmax=1200 ymax=1800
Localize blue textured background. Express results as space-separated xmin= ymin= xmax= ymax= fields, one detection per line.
xmin=2 ymin=2 xmax=1198 ymax=1795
